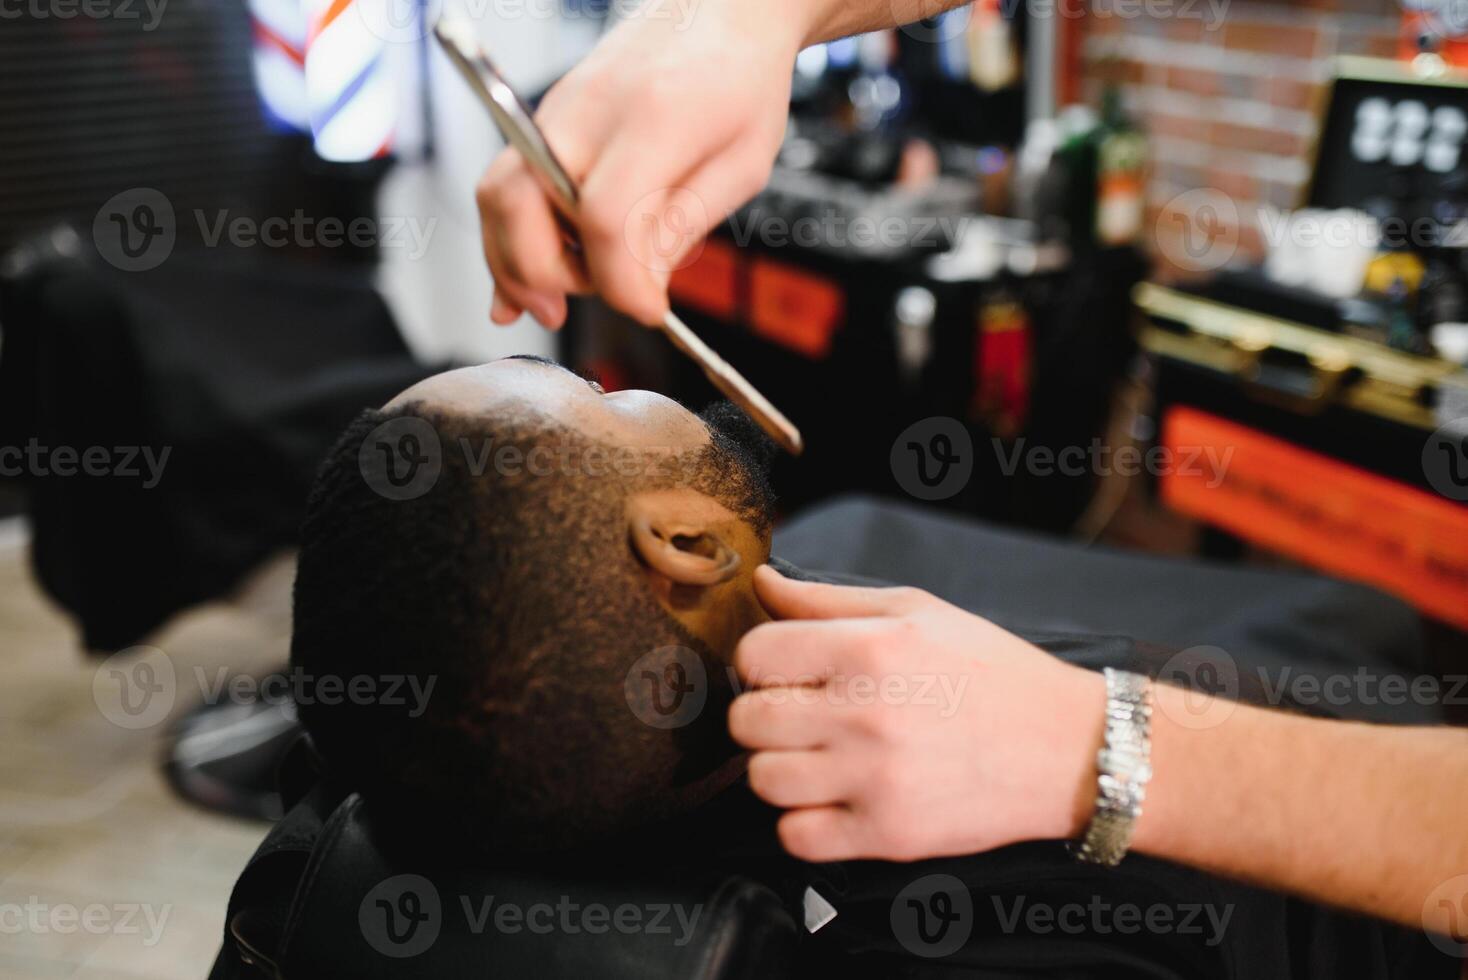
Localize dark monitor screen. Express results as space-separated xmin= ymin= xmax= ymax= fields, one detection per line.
xmin=1308 ymin=59 xmax=1468 ymax=243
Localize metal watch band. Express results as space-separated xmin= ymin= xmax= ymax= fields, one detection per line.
xmin=1071 ymin=668 xmax=1154 ymax=867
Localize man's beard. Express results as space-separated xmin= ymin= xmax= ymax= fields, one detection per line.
xmin=697 ymin=400 xmax=778 ymax=481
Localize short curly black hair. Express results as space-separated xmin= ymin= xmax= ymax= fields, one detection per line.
xmin=290 ymin=396 xmax=775 ymax=855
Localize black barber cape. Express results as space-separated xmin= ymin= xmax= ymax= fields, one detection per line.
xmin=610 ymin=559 xmax=1452 ymax=980
xmin=208 ymin=546 xmax=1455 ymax=980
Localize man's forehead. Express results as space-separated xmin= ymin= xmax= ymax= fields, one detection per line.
xmin=382 ymin=358 xmax=715 ymax=453
xmin=384 ymin=359 xmax=563 ymax=412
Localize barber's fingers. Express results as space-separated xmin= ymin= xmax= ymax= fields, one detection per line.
xmin=734 ymin=618 xmax=881 ymax=688
xmin=728 ymin=689 xmax=837 ymax=750
xmin=490 ymin=290 xmax=522 ymax=325
xmin=575 ymin=196 xmax=681 ymax=326
xmin=477 ymin=151 xmax=589 ymax=328
xmin=483 ymin=156 xmax=594 ymax=298
xmin=776 ymin=807 xmax=869 ymax=864
xmin=477 ymin=170 xmax=523 ymax=325
xmin=575 ymin=108 xmax=739 ymax=325
xmin=753 ymin=565 xmax=933 ymax=622
xmin=485 ymin=249 xmax=556 ymax=328
xmin=628 ymin=142 xmax=775 ymax=275
xmin=746 ymin=750 xmax=848 ymax=809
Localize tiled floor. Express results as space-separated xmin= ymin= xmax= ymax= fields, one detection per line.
xmin=0 ymin=518 xmax=289 ymax=980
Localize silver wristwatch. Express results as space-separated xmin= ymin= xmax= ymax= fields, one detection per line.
xmin=1071 ymin=668 xmax=1153 ymax=867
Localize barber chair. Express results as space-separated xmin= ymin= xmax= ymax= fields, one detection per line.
xmin=0 ymin=228 xmax=436 ymax=653
xmin=209 ymin=742 xmax=800 ymax=980
xmin=0 ymin=229 xmax=438 ymax=819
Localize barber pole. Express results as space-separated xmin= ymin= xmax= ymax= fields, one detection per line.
xmin=303 ymin=0 xmax=397 ymax=161
xmin=248 ymin=0 xmax=310 ymax=133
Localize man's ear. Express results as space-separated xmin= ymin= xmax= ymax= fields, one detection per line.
xmin=626 ymin=490 xmax=741 ymax=587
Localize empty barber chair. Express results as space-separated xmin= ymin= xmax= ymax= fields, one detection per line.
xmin=0 ymin=230 xmax=436 ymax=652
xmin=1 ymin=230 xmax=437 ymax=819
xmin=210 ymin=744 xmax=800 ymax=980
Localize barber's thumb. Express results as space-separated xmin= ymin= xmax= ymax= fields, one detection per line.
xmin=753 ymin=565 xmax=924 ymax=621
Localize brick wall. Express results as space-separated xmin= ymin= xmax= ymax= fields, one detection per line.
xmin=1077 ymin=0 xmax=1403 ymax=275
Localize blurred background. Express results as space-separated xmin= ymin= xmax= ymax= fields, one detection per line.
xmin=2 ymin=0 xmax=1468 ymax=975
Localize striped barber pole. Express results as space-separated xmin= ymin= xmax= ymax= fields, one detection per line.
xmin=249 ymin=0 xmax=310 ymax=133
xmin=303 ymin=0 xmax=398 ymax=161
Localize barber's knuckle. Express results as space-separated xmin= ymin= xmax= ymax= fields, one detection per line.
xmin=639 ymin=76 xmax=681 ymax=114
xmin=489 ymin=183 xmax=524 ymax=219
xmin=579 ymin=196 xmax=623 ymax=243
xmin=477 ymin=166 xmax=516 ymax=212
xmin=474 ymin=170 xmax=498 ymax=208
xmin=853 ymin=635 xmax=893 ymax=675
xmin=856 ymin=703 xmax=898 ymax=741
xmin=889 ymin=586 xmax=929 ymax=610
xmin=747 ymin=753 xmax=784 ymax=799
xmin=493 ymin=242 xmax=526 ymax=282
xmin=745 ymin=751 xmax=767 ymax=786
xmin=514 ymin=248 xmax=559 ymax=292
xmin=727 ymin=693 xmax=759 ymax=739
xmin=734 ymin=630 xmax=769 ymax=677
xmin=533 ymin=85 xmax=570 ymax=125
xmin=732 ymin=647 xmax=753 ymax=683
xmin=885 ymin=616 xmax=922 ymax=648
xmin=839 ymin=647 xmax=870 ymax=680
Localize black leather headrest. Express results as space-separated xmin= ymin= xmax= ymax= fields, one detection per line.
xmin=228 ymin=792 xmax=798 ymax=980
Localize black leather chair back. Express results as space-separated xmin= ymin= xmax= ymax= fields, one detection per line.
xmin=213 ymin=788 xmax=799 ymax=980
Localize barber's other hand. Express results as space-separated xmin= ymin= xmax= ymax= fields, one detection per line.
xmin=476 ymin=0 xmax=803 ymax=329
xmin=729 ymin=565 xmax=1105 ymax=863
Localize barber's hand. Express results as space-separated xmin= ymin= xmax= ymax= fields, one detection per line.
xmin=729 ymin=565 xmax=1106 ymax=863
xmin=476 ymin=0 xmax=803 ymax=329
